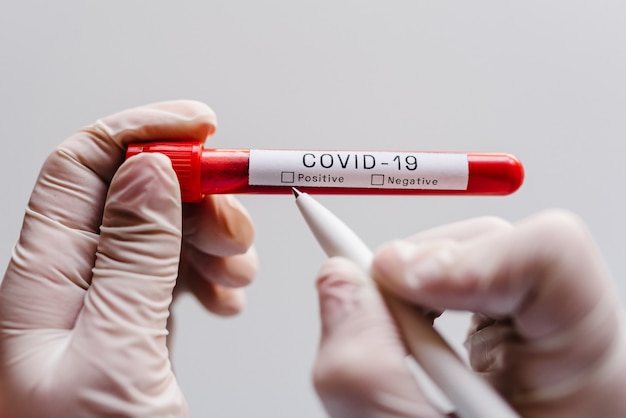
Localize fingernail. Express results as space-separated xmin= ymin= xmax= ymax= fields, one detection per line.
xmin=316 ymin=259 xmax=361 ymax=326
xmin=376 ymin=241 xmax=448 ymax=289
xmin=410 ymin=246 xmax=456 ymax=287
xmin=375 ymin=241 xmax=421 ymax=288
xmin=317 ymin=274 xmax=356 ymax=325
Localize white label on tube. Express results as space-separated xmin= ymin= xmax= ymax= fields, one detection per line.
xmin=248 ymin=150 xmax=469 ymax=190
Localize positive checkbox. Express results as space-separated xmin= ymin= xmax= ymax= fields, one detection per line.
xmin=281 ymin=171 xmax=295 ymax=183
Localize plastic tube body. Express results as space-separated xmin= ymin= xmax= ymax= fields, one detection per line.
xmin=200 ymin=149 xmax=523 ymax=194
xmin=127 ymin=142 xmax=524 ymax=201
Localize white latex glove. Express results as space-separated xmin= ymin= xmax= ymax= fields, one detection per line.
xmin=0 ymin=100 xmax=258 ymax=418
xmin=313 ymin=212 xmax=626 ymax=418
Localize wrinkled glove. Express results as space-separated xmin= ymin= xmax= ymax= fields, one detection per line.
xmin=0 ymin=100 xmax=258 ymax=418
xmin=313 ymin=212 xmax=626 ymax=417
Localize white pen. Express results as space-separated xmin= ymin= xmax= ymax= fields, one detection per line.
xmin=292 ymin=188 xmax=520 ymax=418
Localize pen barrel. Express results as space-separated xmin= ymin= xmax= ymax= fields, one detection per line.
xmin=384 ymin=296 xmax=520 ymax=418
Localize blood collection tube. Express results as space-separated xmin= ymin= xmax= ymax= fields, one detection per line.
xmin=126 ymin=141 xmax=524 ymax=202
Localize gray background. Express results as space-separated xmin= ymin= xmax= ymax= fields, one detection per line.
xmin=2 ymin=2 xmax=625 ymax=417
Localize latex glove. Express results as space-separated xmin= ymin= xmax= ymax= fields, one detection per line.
xmin=0 ymin=100 xmax=258 ymax=418
xmin=313 ymin=211 xmax=626 ymax=418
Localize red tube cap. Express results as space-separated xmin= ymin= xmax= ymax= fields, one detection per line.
xmin=126 ymin=141 xmax=204 ymax=202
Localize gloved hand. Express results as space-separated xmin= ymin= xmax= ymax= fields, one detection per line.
xmin=0 ymin=100 xmax=258 ymax=418
xmin=313 ymin=212 xmax=626 ymax=417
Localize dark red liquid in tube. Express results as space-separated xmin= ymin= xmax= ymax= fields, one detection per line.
xmin=126 ymin=142 xmax=524 ymax=202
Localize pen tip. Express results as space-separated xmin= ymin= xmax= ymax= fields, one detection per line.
xmin=292 ymin=187 xmax=301 ymax=198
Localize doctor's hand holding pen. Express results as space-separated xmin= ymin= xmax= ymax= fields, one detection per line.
xmin=312 ymin=212 xmax=626 ymax=417
xmin=0 ymin=100 xmax=258 ymax=418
